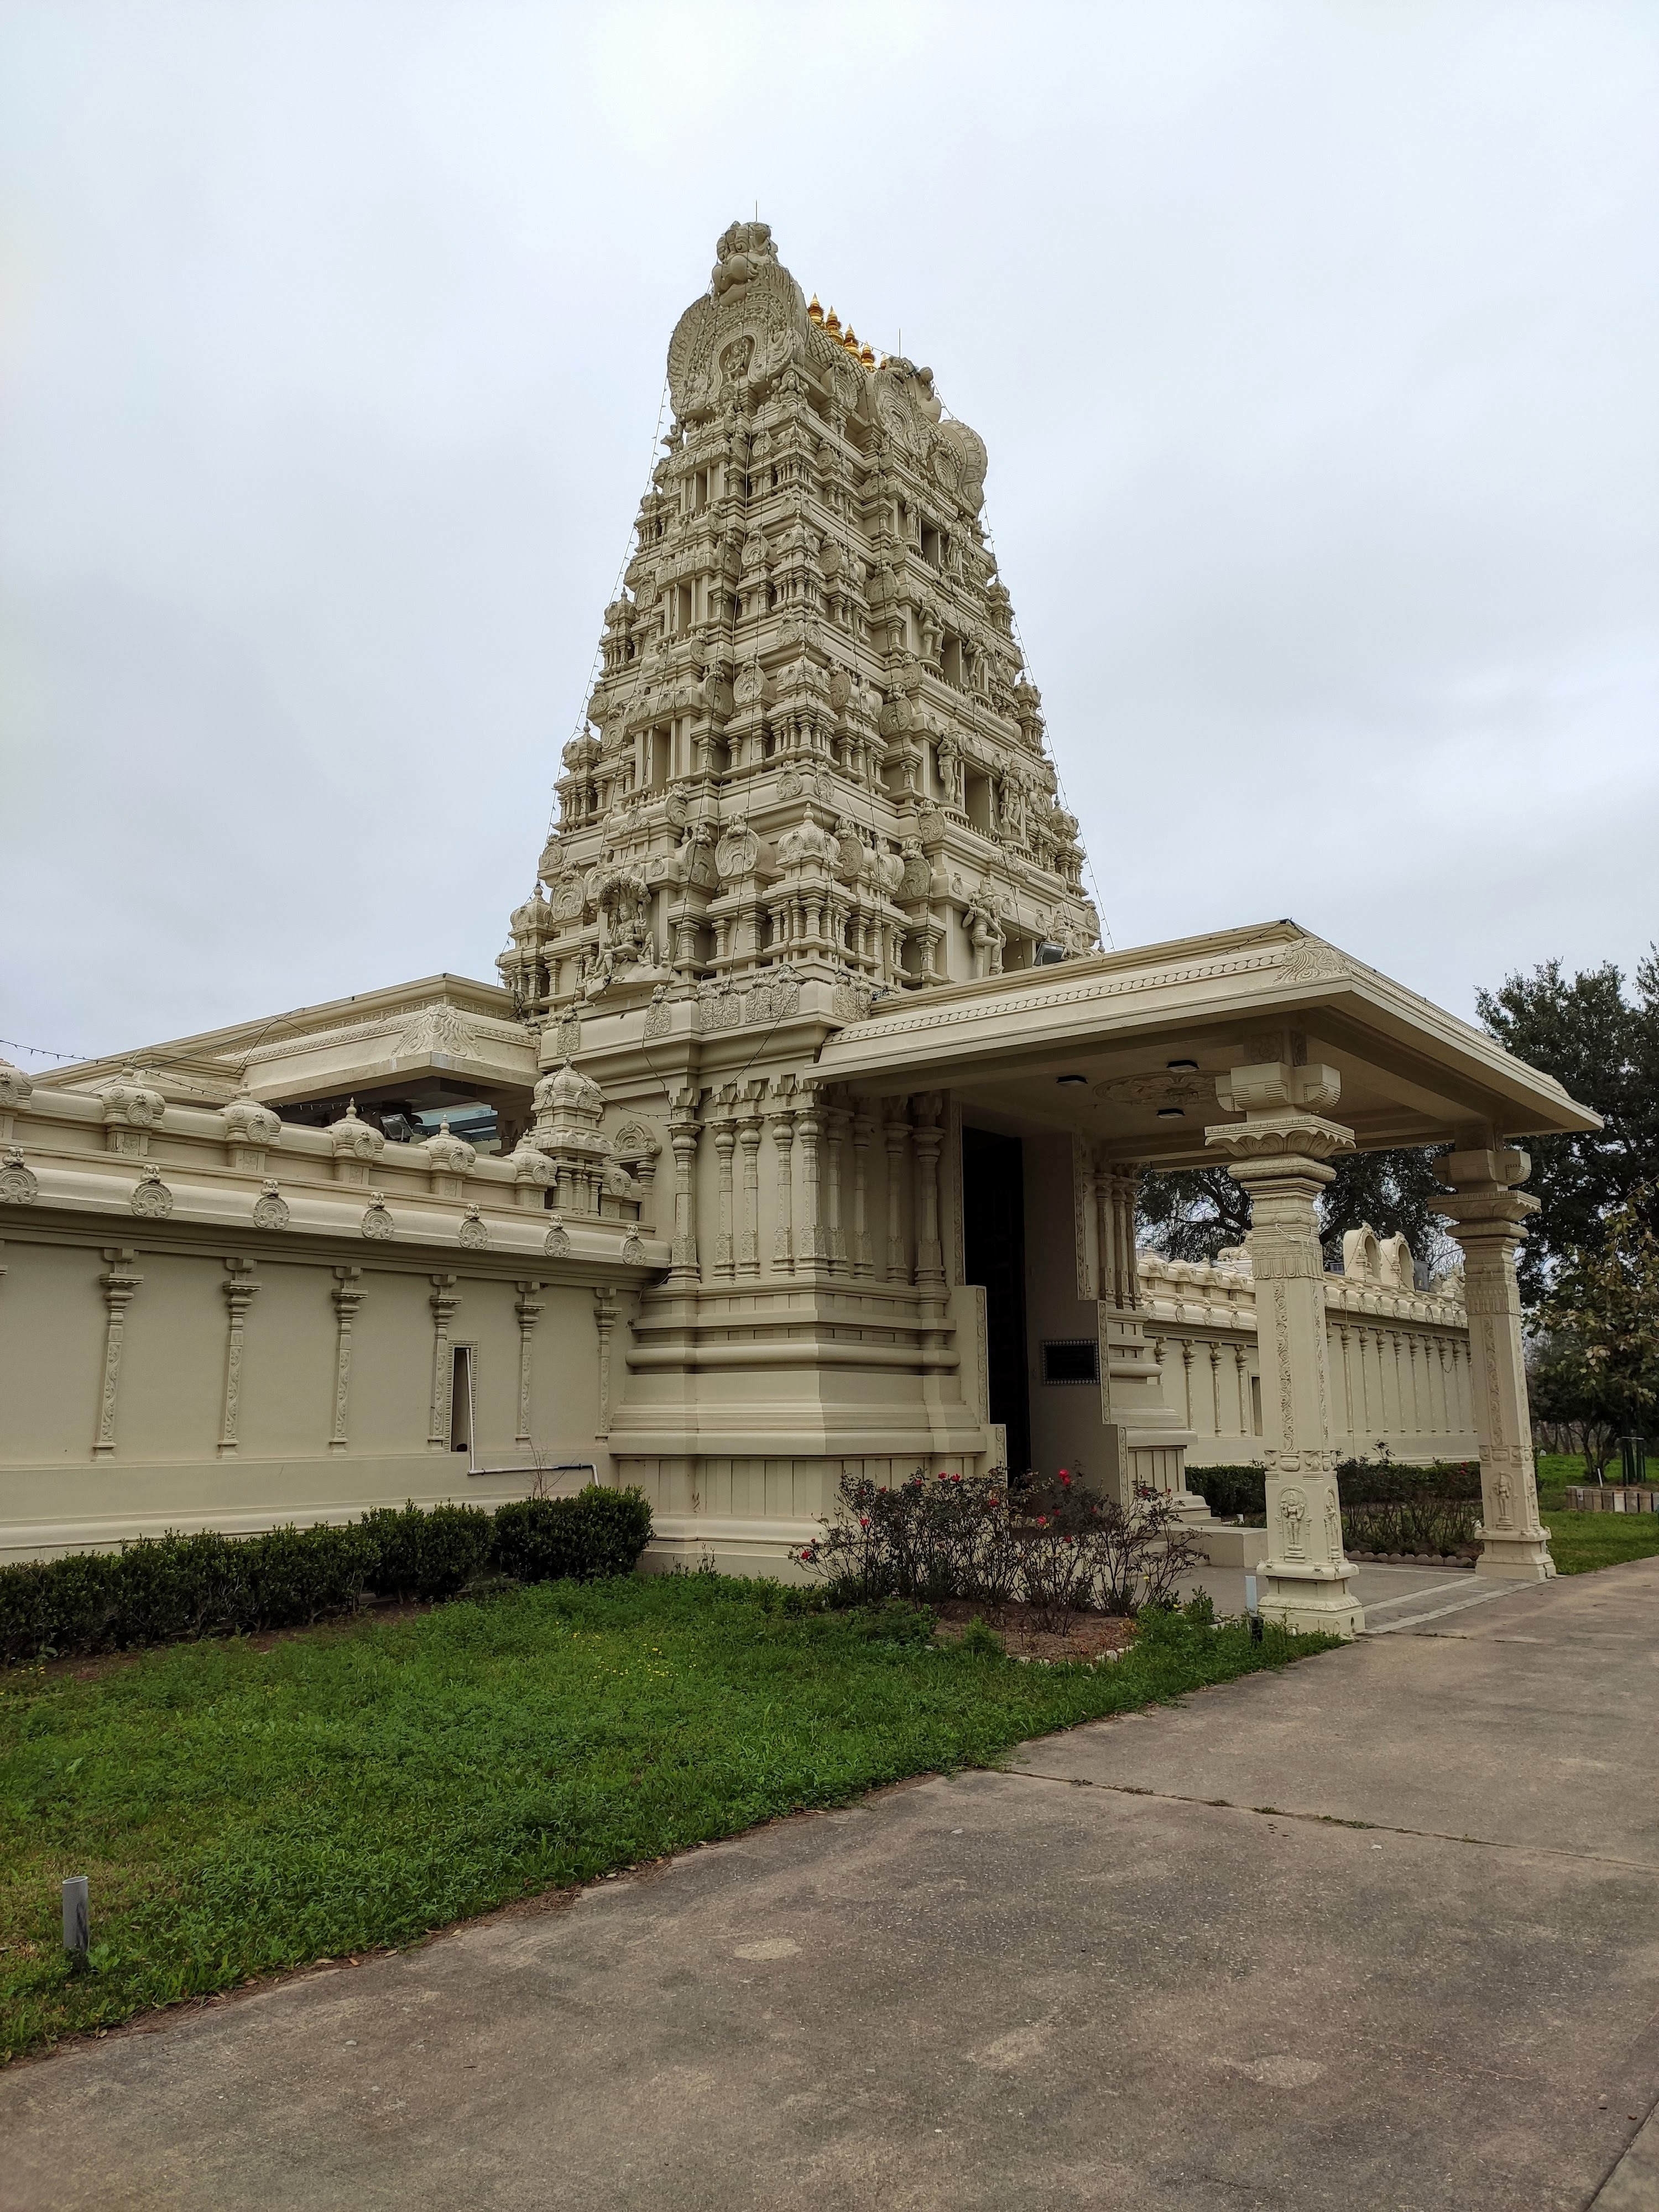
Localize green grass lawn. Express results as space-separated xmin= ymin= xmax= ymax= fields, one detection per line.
xmin=0 ymin=1574 xmax=1333 ymax=2062
xmin=1540 ymin=1503 xmax=1659 ymax=1575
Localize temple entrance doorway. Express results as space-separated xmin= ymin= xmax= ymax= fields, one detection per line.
xmin=962 ymin=1125 xmax=1032 ymax=1477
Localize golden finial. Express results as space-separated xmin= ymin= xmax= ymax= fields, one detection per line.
xmin=859 ymin=342 xmax=876 ymax=368
xmin=843 ymin=324 xmax=859 ymax=353
xmin=824 ymin=306 xmax=842 ymax=338
xmin=807 ymin=295 xmax=824 ymax=325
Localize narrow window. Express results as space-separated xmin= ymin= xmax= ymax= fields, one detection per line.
xmin=450 ymin=1346 xmax=474 ymax=1455
xmin=1041 ymin=1339 xmax=1099 ymax=1386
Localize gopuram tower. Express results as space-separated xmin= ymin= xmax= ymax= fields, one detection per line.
xmin=489 ymin=221 xmax=1105 ymax=1530
xmin=500 ymin=219 xmax=1100 ymax=1040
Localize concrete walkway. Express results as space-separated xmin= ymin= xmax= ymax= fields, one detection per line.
xmin=5 ymin=1561 xmax=1658 ymax=2212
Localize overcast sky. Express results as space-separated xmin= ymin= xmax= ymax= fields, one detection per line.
xmin=2 ymin=0 xmax=1655 ymax=1067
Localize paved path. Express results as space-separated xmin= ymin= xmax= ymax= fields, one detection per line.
xmin=5 ymin=1561 xmax=1658 ymax=2211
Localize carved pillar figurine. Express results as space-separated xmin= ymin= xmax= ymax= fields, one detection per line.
xmin=426 ymin=1275 xmax=461 ymax=1451
xmin=1431 ymin=1145 xmax=1554 ymax=1582
xmin=514 ymin=1280 xmax=545 ymax=1448
xmin=92 ymin=1246 xmax=142 ymax=1458
xmin=218 ymin=1258 xmax=260 ymax=1457
xmin=329 ymin=1266 xmax=364 ymax=1452
xmin=1205 ymin=1061 xmax=1364 ymax=1637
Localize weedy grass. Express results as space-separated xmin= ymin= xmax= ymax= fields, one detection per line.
xmin=0 ymin=1573 xmax=1334 ymax=2059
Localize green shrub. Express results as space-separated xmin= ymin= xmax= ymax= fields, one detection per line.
xmin=362 ymin=1502 xmax=492 ymax=1601
xmin=0 ymin=1488 xmax=655 ymax=1668
xmin=488 ymin=1485 xmax=653 ymax=1587
xmin=1336 ymin=1456 xmax=1483 ymax=1504
xmin=1185 ymin=1465 xmax=1267 ymax=1519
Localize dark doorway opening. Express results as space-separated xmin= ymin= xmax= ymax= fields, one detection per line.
xmin=962 ymin=1126 xmax=1031 ymax=1476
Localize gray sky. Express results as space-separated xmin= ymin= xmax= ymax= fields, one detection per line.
xmin=3 ymin=0 xmax=1656 ymax=1066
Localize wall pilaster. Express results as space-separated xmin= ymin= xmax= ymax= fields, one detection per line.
xmin=218 ymin=1258 xmax=259 ymax=1457
xmin=329 ymin=1266 xmax=364 ymax=1452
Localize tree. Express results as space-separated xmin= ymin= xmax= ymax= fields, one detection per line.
xmin=1477 ymin=952 xmax=1659 ymax=1300
xmin=1139 ymin=1146 xmax=1454 ymax=1276
xmin=1526 ymin=1332 xmax=1625 ymax=1479
xmin=1536 ymin=1197 xmax=1659 ymax=1467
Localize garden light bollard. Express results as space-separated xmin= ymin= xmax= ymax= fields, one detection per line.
xmin=1244 ymin=1574 xmax=1264 ymax=1642
xmin=62 ymin=1875 xmax=88 ymax=1968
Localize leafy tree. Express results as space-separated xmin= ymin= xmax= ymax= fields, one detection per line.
xmin=1526 ymin=1332 xmax=1625 ymax=1479
xmin=1535 ymin=1197 xmax=1659 ymax=1468
xmin=1139 ymin=1146 xmax=1454 ymax=1276
xmin=1477 ymin=952 xmax=1659 ymax=1299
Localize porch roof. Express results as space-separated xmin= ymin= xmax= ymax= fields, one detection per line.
xmin=815 ymin=921 xmax=1601 ymax=1164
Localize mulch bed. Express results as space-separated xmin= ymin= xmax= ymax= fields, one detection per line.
xmin=931 ymin=1598 xmax=1139 ymax=1664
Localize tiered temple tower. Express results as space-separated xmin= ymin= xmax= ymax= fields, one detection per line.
xmin=498 ymin=219 xmax=1100 ymax=1037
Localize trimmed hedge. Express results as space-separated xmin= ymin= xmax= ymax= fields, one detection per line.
xmin=1186 ymin=1458 xmax=1485 ymax=1521
xmin=0 ymin=1486 xmax=653 ymax=1668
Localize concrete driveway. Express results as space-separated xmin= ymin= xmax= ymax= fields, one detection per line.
xmin=4 ymin=1561 xmax=1658 ymax=2211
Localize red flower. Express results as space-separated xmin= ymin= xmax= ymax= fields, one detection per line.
xmin=859 ymin=1517 xmax=871 ymax=1530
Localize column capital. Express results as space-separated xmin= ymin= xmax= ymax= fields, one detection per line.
xmin=1430 ymin=1147 xmax=1540 ymax=1239
xmin=1204 ymin=1112 xmax=1355 ymax=1176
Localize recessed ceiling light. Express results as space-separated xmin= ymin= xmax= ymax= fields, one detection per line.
xmin=1157 ymin=1106 xmax=1185 ymax=1119
xmin=1166 ymin=1059 xmax=1198 ymax=1072
xmin=1056 ymin=1074 xmax=1088 ymax=1087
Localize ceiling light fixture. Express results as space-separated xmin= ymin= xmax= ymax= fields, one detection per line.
xmin=1056 ymin=1074 xmax=1088 ymax=1087
xmin=1157 ymin=1107 xmax=1185 ymax=1119
xmin=1166 ymin=1059 xmax=1198 ymax=1072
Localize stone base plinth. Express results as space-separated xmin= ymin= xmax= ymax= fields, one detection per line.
xmin=1260 ymin=1563 xmax=1365 ymax=1640
xmin=1475 ymin=1530 xmax=1557 ymax=1582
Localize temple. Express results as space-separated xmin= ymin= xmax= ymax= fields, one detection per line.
xmin=1 ymin=223 xmax=1599 ymax=1635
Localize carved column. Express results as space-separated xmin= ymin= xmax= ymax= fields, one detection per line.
xmin=217 ymin=1258 xmax=259 ymax=1457
xmin=883 ymin=1104 xmax=910 ymax=1283
xmin=1431 ymin=1146 xmax=1554 ymax=1581
xmin=426 ymin=1274 xmax=461 ymax=1451
xmin=825 ymin=1100 xmax=851 ymax=1275
xmin=514 ymin=1280 xmax=545 ymax=1447
xmin=92 ymin=1246 xmax=142 ymax=1459
xmin=593 ymin=1287 xmax=618 ymax=1438
xmin=736 ymin=1093 xmax=764 ymax=1278
xmin=850 ymin=1109 xmax=875 ymax=1277
xmin=329 ymin=1266 xmax=364 ymax=1452
xmin=769 ymin=1092 xmax=796 ymax=1274
xmin=910 ymin=1093 xmax=946 ymax=1289
xmin=712 ymin=1102 xmax=738 ymax=1281
xmin=1206 ymin=1061 xmax=1364 ymax=1637
xmin=795 ymin=1084 xmax=831 ymax=1275
xmin=667 ymin=1086 xmax=702 ymax=1287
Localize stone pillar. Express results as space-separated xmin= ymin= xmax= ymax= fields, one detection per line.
xmin=426 ymin=1274 xmax=461 ymax=1451
xmin=736 ymin=1093 xmax=764 ymax=1279
xmin=769 ymin=1094 xmax=796 ymax=1274
xmin=910 ymin=1093 xmax=946 ymax=1290
xmin=795 ymin=1084 xmax=831 ymax=1276
xmin=92 ymin=1246 xmax=141 ymax=1459
xmin=330 ymin=1266 xmax=364 ymax=1452
xmin=1205 ymin=1062 xmax=1364 ymax=1637
xmin=1431 ymin=1145 xmax=1554 ymax=1582
xmin=883 ymin=1105 xmax=910 ymax=1283
xmin=593 ymin=1287 xmax=618 ymax=1438
xmin=825 ymin=1100 xmax=851 ymax=1275
xmin=514 ymin=1280 xmax=544 ymax=1448
xmin=667 ymin=1086 xmax=702 ymax=1287
xmin=218 ymin=1258 xmax=259 ymax=1457
xmin=851 ymin=1109 xmax=875 ymax=1277
xmin=712 ymin=1100 xmax=738 ymax=1281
